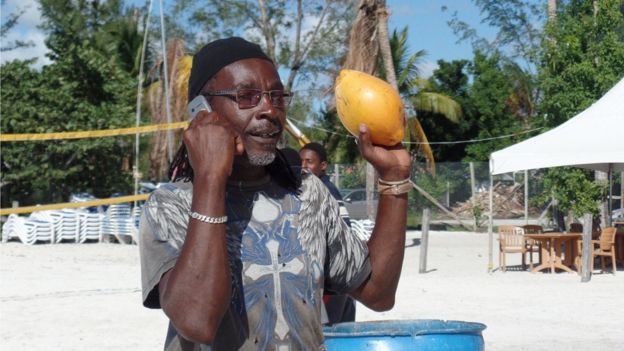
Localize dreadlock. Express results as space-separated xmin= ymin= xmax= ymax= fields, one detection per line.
xmin=168 ymin=144 xmax=193 ymax=182
xmin=167 ymin=143 xmax=301 ymax=194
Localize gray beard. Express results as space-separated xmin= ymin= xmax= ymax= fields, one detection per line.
xmin=247 ymin=151 xmax=276 ymax=166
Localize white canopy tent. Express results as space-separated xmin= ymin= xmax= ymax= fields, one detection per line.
xmin=490 ymin=77 xmax=624 ymax=175
xmin=486 ymin=77 xmax=624 ymax=273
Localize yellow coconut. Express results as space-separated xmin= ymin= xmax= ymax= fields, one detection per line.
xmin=335 ymin=69 xmax=404 ymax=146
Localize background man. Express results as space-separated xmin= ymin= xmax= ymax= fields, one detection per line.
xmin=300 ymin=142 xmax=350 ymax=226
xmin=139 ymin=37 xmax=410 ymax=350
xmin=300 ymin=142 xmax=356 ymax=325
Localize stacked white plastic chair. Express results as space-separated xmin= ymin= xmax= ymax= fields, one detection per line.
xmin=2 ymin=215 xmax=31 ymax=244
xmin=25 ymin=217 xmax=55 ymax=243
xmin=101 ymin=203 xmax=137 ymax=244
xmin=361 ymin=219 xmax=375 ymax=234
xmin=36 ymin=210 xmax=80 ymax=243
xmin=2 ymin=213 xmax=54 ymax=245
xmin=77 ymin=211 xmax=104 ymax=243
xmin=51 ymin=210 xmax=80 ymax=243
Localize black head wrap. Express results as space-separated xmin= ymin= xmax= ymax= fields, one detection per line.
xmin=188 ymin=37 xmax=272 ymax=100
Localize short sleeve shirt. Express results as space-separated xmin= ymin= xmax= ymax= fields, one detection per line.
xmin=139 ymin=173 xmax=371 ymax=351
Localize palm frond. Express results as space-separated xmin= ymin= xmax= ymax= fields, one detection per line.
xmin=399 ymin=49 xmax=425 ymax=89
xmin=407 ymin=117 xmax=435 ymax=174
xmin=409 ymin=92 xmax=462 ymax=123
xmin=145 ymin=38 xmax=188 ymax=180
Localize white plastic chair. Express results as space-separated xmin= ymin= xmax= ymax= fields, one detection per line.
xmin=101 ymin=204 xmax=137 ymax=244
xmin=2 ymin=214 xmax=53 ymax=245
xmin=32 ymin=210 xmax=80 ymax=243
xmin=77 ymin=211 xmax=104 ymax=243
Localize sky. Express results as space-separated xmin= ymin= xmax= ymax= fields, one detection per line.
xmin=1 ymin=0 xmax=495 ymax=75
xmin=388 ymin=0 xmax=497 ymax=76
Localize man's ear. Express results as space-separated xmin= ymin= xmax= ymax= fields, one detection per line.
xmin=320 ymin=161 xmax=328 ymax=172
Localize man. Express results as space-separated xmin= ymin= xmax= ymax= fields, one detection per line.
xmin=139 ymin=37 xmax=410 ymax=351
xmin=300 ymin=142 xmax=350 ymax=227
xmin=300 ymin=142 xmax=356 ymax=325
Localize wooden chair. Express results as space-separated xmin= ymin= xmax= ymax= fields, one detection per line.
xmin=576 ymin=227 xmax=618 ymax=274
xmin=522 ymin=225 xmax=543 ymax=265
xmin=498 ymin=225 xmax=532 ymax=272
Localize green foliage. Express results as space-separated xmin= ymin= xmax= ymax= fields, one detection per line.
xmin=464 ymin=51 xmax=524 ymax=161
xmin=1 ymin=0 xmax=139 ymax=207
xmin=533 ymin=0 xmax=624 ymax=219
xmin=410 ymin=164 xmax=467 ymax=210
xmin=308 ymin=109 xmax=360 ymax=164
xmin=535 ymin=168 xmax=605 ymax=218
xmin=338 ymin=165 xmax=366 ymax=189
xmin=418 ymin=59 xmax=474 ymax=161
xmin=539 ymin=0 xmax=624 ymax=128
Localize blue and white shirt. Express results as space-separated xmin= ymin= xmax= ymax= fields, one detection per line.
xmin=139 ymin=173 xmax=371 ymax=351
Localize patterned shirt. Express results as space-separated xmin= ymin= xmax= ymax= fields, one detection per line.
xmin=318 ymin=174 xmax=350 ymax=227
xmin=139 ymin=173 xmax=371 ymax=351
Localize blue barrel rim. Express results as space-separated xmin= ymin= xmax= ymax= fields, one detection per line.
xmin=323 ymin=319 xmax=487 ymax=338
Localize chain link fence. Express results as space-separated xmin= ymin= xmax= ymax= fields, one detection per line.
xmin=328 ymin=162 xmax=623 ymax=231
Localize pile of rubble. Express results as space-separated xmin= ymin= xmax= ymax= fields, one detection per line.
xmin=453 ymin=183 xmax=528 ymax=218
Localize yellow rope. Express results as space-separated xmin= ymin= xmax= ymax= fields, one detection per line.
xmin=0 ymin=194 xmax=149 ymax=215
xmin=0 ymin=122 xmax=189 ymax=142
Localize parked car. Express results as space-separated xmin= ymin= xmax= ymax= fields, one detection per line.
xmin=339 ymin=188 xmax=378 ymax=220
xmin=612 ymin=208 xmax=623 ymax=221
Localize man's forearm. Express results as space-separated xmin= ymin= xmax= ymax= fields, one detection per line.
xmin=159 ymin=178 xmax=232 ymax=343
xmin=352 ymin=192 xmax=407 ymax=311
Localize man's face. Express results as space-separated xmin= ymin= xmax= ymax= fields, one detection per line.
xmin=206 ymin=58 xmax=286 ymax=166
xmin=300 ymin=149 xmax=327 ymax=177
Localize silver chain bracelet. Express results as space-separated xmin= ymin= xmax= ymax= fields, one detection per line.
xmin=188 ymin=211 xmax=228 ymax=224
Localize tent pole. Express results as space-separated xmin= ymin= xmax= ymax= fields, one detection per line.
xmin=607 ymin=164 xmax=612 ymax=227
xmin=524 ymin=169 xmax=529 ymax=225
xmin=488 ymin=172 xmax=494 ymax=273
xmin=621 ymin=171 xmax=624 ymax=212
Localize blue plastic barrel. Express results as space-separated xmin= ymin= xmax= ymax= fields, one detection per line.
xmin=323 ymin=319 xmax=486 ymax=351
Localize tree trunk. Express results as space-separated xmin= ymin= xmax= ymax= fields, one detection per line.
xmin=257 ymin=0 xmax=276 ymax=62
xmin=376 ymin=5 xmax=397 ymax=88
xmin=367 ymin=1 xmax=398 ymax=221
xmin=342 ymin=0 xmax=381 ymax=75
xmin=548 ymin=0 xmax=556 ymax=21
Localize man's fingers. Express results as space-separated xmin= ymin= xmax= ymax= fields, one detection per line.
xmin=357 ymin=123 xmax=374 ymax=159
xmin=196 ymin=110 xmax=220 ymax=125
xmin=234 ymin=135 xmax=245 ymax=155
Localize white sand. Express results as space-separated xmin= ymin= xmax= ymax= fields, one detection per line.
xmin=1 ymin=231 xmax=623 ymax=350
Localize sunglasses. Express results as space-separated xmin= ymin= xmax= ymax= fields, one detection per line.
xmin=203 ymin=88 xmax=293 ymax=109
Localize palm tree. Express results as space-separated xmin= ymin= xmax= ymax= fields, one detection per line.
xmin=146 ymin=38 xmax=192 ymax=180
xmin=106 ymin=11 xmax=145 ymax=76
xmin=378 ymin=27 xmax=462 ymax=172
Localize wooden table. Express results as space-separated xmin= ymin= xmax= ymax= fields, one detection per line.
xmin=524 ymin=233 xmax=581 ymax=273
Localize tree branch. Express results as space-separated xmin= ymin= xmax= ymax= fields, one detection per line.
xmin=257 ymin=0 xmax=276 ymax=62
xmin=285 ymin=0 xmax=304 ymax=90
